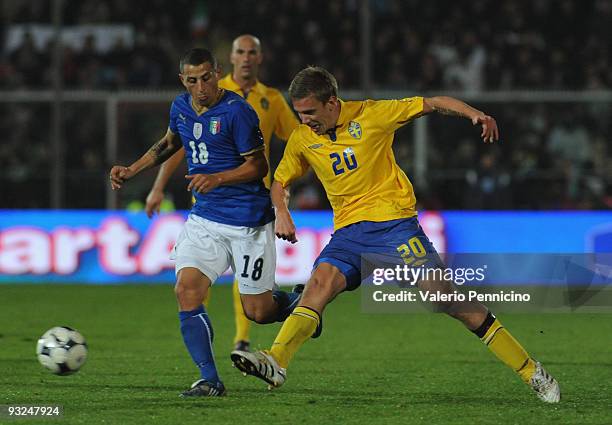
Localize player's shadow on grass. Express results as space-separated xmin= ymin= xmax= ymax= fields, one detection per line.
xmin=405 ymin=393 xmax=524 ymax=406
xmin=541 ymin=360 xmax=612 ymax=367
xmin=230 ymin=387 xmax=524 ymax=407
xmin=2 ymin=358 xmax=37 ymax=364
xmin=141 ymin=400 xmax=230 ymax=409
xmin=446 ymin=359 xmax=612 ymax=367
xmin=33 ymin=382 xmax=180 ymax=391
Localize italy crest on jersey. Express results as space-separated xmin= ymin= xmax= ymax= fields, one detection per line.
xmin=193 ymin=122 xmax=203 ymax=139
xmin=209 ymin=117 xmax=221 ymax=135
xmin=348 ymin=121 xmax=362 ymax=139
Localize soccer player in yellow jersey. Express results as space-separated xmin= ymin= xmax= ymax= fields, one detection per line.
xmin=231 ymin=66 xmax=560 ymax=403
xmin=145 ymin=35 xmax=298 ymax=352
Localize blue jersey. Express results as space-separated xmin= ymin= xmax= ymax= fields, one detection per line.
xmin=168 ymin=90 xmax=275 ymax=227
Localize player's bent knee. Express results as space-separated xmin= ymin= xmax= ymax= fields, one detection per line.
xmin=430 ymin=293 xmax=466 ymax=316
xmin=250 ymin=311 xmax=275 ymax=324
xmin=241 ymin=292 xmax=276 ymax=324
xmin=174 ymin=277 xmax=209 ymax=310
xmin=175 ymin=285 xmax=202 ymax=309
xmin=306 ymin=274 xmax=342 ymax=299
xmin=242 ymin=306 xmax=275 ymax=324
xmin=418 ymin=279 xmax=460 ymax=314
xmin=440 ymin=302 xmax=462 ymax=317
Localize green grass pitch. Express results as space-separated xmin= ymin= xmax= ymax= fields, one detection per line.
xmin=1 ymin=284 xmax=611 ymax=425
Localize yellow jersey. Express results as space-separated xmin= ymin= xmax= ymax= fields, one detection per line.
xmin=219 ymin=74 xmax=298 ymax=187
xmin=274 ymin=97 xmax=425 ymax=230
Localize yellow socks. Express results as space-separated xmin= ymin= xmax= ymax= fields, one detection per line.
xmin=475 ymin=312 xmax=536 ymax=383
xmin=232 ymin=280 xmax=251 ymax=344
xmin=269 ymin=306 xmax=320 ymax=368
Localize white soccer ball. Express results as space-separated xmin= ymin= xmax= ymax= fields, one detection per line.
xmin=36 ymin=326 xmax=88 ymax=375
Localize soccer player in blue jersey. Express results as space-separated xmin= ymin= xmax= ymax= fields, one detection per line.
xmin=231 ymin=66 xmax=560 ymax=403
xmin=109 ymin=48 xmax=299 ymax=397
xmin=145 ymin=35 xmax=299 ymax=354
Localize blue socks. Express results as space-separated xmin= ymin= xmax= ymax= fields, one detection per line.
xmin=272 ymin=290 xmax=301 ymax=322
xmin=179 ymin=305 xmax=220 ymax=384
xmin=179 ymin=291 xmax=298 ymax=383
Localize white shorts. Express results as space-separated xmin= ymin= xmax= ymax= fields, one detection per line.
xmin=170 ymin=214 xmax=277 ymax=295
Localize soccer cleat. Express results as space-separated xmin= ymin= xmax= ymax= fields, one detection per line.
xmin=179 ymin=379 xmax=226 ymax=397
xmin=230 ymin=350 xmax=286 ymax=388
xmin=529 ymin=361 xmax=560 ymax=403
xmin=291 ymin=284 xmax=323 ymax=339
xmin=234 ymin=340 xmax=250 ymax=352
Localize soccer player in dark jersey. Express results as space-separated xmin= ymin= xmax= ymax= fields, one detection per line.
xmin=145 ymin=35 xmax=298 ymax=354
xmin=109 ymin=48 xmax=298 ymax=397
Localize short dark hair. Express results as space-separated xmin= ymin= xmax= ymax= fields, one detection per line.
xmin=179 ymin=48 xmax=217 ymax=73
xmin=288 ymin=66 xmax=338 ymax=102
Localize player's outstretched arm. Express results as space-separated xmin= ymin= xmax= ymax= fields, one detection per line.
xmin=423 ymin=96 xmax=500 ymax=143
xmin=109 ymin=128 xmax=181 ymax=190
xmin=271 ymin=180 xmax=297 ymax=243
xmin=145 ymin=147 xmax=185 ymax=218
xmin=185 ymin=149 xmax=269 ymax=194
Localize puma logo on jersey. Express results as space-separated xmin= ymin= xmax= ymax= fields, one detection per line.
xmin=308 ymin=143 xmax=323 ymax=149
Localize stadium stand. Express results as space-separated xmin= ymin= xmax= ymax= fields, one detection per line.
xmin=1 ymin=0 xmax=610 ymax=209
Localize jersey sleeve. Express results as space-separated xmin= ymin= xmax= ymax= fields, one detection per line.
xmin=374 ymin=97 xmax=425 ymax=133
xmin=232 ymin=102 xmax=265 ymax=155
xmin=168 ymin=100 xmax=179 ymax=134
xmin=273 ymin=130 xmax=309 ymax=187
xmin=272 ymin=91 xmax=299 ymax=141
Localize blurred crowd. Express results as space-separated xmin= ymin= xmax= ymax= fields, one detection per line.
xmin=1 ymin=0 xmax=611 ymax=209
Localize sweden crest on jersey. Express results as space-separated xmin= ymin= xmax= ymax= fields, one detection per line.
xmin=348 ymin=121 xmax=362 ymax=139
